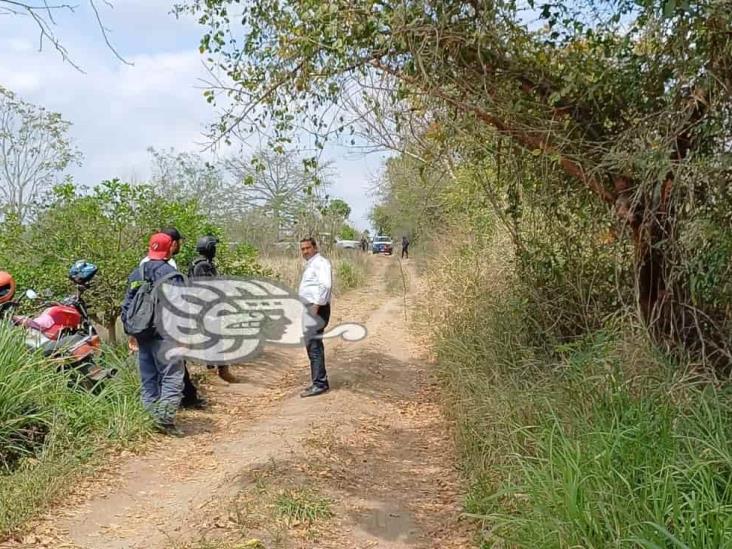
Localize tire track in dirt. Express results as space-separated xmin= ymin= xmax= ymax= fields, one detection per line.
xmin=7 ymin=256 xmax=471 ymax=549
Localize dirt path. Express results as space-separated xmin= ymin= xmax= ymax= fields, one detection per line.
xmin=10 ymin=256 xmax=471 ymax=549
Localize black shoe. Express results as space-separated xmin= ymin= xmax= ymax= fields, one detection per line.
xmin=300 ymin=385 xmax=329 ymax=398
xmin=181 ymin=397 xmax=207 ymax=410
xmin=154 ymin=422 xmax=184 ymax=437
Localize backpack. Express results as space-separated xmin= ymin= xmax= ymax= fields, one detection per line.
xmin=187 ymin=257 xmax=210 ymax=278
xmin=122 ymin=264 xmax=180 ymax=338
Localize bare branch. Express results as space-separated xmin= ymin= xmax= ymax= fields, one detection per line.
xmin=0 ymin=0 xmax=129 ymax=70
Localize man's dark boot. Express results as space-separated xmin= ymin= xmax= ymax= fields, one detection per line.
xmin=300 ymin=385 xmax=329 ymax=398
xmin=182 ymin=396 xmax=208 ymax=410
xmin=154 ymin=422 xmax=184 ymax=437
xmin=217 ymin=365 xmax=238 ymax=383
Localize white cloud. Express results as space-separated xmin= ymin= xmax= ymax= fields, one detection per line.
xmin=0 ymin=4 xmax=382 ymax=230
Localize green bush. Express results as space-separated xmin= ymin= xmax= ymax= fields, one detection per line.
xmin=218 ymin=241 xmax=275 ymax=279
xmin=0 ymin=179 xmax=271 ymax=343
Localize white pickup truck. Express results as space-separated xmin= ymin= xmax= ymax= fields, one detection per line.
xmin=335 ymin=238 xmax=361 ymax=249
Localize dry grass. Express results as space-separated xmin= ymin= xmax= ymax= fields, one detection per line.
xmin=259 ymin=248 xmax=370 ymax=296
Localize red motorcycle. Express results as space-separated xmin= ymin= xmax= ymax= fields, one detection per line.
xmin=10 ymin=262 xmax=116 ymax=389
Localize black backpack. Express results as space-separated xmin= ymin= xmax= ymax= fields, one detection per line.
xmin=122 ymin=264 xmax=180 ymax=338
xmin=188 ymin=257 xmax=216 ymax=278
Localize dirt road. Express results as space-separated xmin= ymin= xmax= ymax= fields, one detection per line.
xmin=13 ymin=256 xmax=471 ymax=549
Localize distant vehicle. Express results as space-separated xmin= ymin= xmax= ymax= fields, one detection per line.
xmin=335 ymin=238 xmax=360 ymax=250
xmin=273 ymin=241 xmax=297 ymax=251
xmin=372 ymin=236 xmax=393 ymax=255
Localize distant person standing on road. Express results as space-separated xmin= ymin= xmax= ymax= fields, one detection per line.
xmin=401 ymin=235 xmax=410 ymax=259
xmin=360 ymin=234 xmax=368 ymax=252
xmin=298 ymin=237 xmax=332 ymax=398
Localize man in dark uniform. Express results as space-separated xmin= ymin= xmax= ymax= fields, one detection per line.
xmin=188 ymin=235 xmax=238 ymax=383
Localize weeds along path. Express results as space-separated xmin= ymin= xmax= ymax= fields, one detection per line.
xmin=8 ymin=255 xmax=470 ymax=549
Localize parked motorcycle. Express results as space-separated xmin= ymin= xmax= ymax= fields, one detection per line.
xmin=11 ymin=262 xmax=116 ymax=390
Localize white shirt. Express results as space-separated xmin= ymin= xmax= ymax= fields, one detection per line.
xmin=298 ymin=253 xmax=332 ymax=306
xmin=140 ymin=256 xmax=177 ymax=269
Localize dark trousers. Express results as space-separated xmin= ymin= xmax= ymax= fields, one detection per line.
xmin=181 ymin=363 xmax=199 ymax=405
xmin=402 ymin=246 xmax=409 ymax=259
xmin=305 ymin=303 xmax=331 ymax=389
xmin=137 ymin=338 xmax=184 ymax=424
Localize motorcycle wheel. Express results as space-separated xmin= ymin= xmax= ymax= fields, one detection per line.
xmin=83 ymin=360 xmax=117 ymax=392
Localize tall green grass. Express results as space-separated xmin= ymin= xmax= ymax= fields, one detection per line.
xmin=422 ymin=232 xmax=732 ymax=548
xmin=0 ymin=324 xmax=150 ymax=536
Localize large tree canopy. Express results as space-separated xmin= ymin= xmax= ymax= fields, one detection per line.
xmin=183 ymin=0 xmax=731 ymax=197
xmin=183 ymin=0 xmax=732 ymax=344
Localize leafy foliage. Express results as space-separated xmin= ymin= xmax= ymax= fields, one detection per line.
xmin=0 ymin=179 xmax=266 ymax=342
xmin=185 ymin=0 xmax=732 ymax=358
xmin=338 ymin=224 xmax=359 ymax=240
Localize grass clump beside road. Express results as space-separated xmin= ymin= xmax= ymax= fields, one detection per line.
xmin=174 ymin=469 xmax=336 ymax=549
xmin=275 ymin=488 xmax=334 ymax=524
xmin=0 ymin=324 xmax=150 ymax=537
xmin=334 ymin=253 xmax=367 ymax=294
xmin=422 ymin=231 xmax=732 ymax=548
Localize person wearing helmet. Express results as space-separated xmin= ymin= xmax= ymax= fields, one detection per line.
xmin=188 ymin=235 xmax=238 ymax=384
xmin=0 ymin=271 xmax=17 ymax=315
xmin=189 ymin=235 xmax=219 ymax=278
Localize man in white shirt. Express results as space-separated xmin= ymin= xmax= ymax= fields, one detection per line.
xmin=298 ymin=237 xmax=332 ymax=397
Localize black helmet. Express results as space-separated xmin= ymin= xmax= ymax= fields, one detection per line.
xmin=196 ymin=235 xmax=219 ymax=257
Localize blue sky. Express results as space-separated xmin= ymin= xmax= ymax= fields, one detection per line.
xmin=0 ymin=1 xmax=385 ymax=230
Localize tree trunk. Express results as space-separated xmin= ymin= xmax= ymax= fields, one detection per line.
xmin=634 ymin=223 xmax=666 ymax=325
xmin=625 ymin=179 xmax=673 ymax=333
xmin=105 ymin=318 xmax=118 ymax=345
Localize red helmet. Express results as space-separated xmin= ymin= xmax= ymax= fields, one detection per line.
xmin=0 ymin=271 xmax=16 ymax=304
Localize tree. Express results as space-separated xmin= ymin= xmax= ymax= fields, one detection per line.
xmin=225 ymin=149 xmax=332 ymax=240
xmin=0 ymin=179 xmax=221 ymax=343
xmin=319 ymin=197 xmax=353 ymax=246
xmin=0 ymin=87 xmax=81 ymax=223
xmin=339 ymin=224 xmax=359 ymax=240
xmin=325 ymin=198 xmax=351 ymax=220
xmin=373 ymin=155 xmax=449 ymax=239
xmin=370 ymin=205 xmax=392 ymax=236
xmin=186 ymin=0 xmax=732 ymax=349
xmin=148 ymin=147 xmax=246 ymax=219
